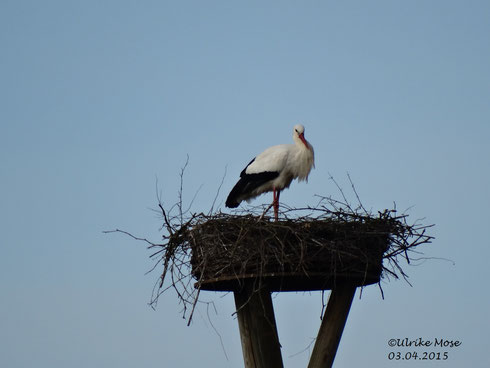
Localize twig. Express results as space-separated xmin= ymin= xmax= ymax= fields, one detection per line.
xmin=209 ymin=165 xmax=227 ymax=215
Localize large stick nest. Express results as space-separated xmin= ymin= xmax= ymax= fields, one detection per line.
xmin=129 ymin=195 xmax=434 ymax=324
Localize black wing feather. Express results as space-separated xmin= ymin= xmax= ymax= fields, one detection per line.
xmin=225 ymin=166 xmax=279 ymax=208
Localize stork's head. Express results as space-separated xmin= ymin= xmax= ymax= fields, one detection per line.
xmin=293 ymin=124 xmax=309 ymax=148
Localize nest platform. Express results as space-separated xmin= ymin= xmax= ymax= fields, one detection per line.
xmin=189 ymin=214 xmax=395 ymax=292
xmin=145 ymin=204 xmax=432 ymax=323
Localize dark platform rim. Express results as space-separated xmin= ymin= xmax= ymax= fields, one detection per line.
xmin=197 ymin=270 xmax=381 ymax=292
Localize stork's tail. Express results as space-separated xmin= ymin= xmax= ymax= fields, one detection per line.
xmin=225 ymin=179 xmax=246 ymax=208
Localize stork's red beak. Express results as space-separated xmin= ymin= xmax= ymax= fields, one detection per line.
xmin=299 ymin=132 xmax=308 ymax=148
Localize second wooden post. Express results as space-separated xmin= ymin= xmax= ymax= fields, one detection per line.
xmin=308 ymin=284 xmax=357 ymax=368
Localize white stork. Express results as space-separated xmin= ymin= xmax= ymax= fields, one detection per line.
xmin=225 ymin=124 xmax=315 ymax=220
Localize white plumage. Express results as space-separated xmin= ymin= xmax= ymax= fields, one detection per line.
xmin=226 ymin=124 xmax=315 ymax=220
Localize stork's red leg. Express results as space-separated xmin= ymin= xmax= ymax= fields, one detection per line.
xmin=272 ymin=188 xmax=280 ymax=221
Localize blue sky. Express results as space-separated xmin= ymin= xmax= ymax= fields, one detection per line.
xmin=1 ymin=1 xmax=489 ymax=367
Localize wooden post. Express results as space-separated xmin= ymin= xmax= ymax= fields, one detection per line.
xmin=308 ymin=284 xmax=357 ymax=368
xmin=234 ymin=281 xmax=284 ymax=368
